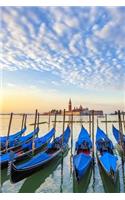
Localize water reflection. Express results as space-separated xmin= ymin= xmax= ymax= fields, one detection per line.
xmin=1 ymin=168 xmax=9 ymax=186
xmin=19 ymin=156 xmax=63 ymax=193
xmin=60 ymin=156 xmax=64 ymax=193
xmin=121 ymin=157 xmax=125 ymax=192
xmin=92 ymin=161 xmax=96 ymax=192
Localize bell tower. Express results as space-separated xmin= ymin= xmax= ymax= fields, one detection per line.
xmin=68 ymin=98 xmax=72 ymax=112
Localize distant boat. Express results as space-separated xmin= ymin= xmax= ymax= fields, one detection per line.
xmin=0 ymin=128 xmax=55 ymax=168
xmin=10 ymin=126 xmax=70 ymax=183
xmin=0 ymin=127 xmax=26 ymax=150
xmin=112 ymin=125 xmax=125 ymax=155
xmin=73 ymin=126 xmax=93 ymax=182
xmin=96 ymin=127 xmax=118 ymax=183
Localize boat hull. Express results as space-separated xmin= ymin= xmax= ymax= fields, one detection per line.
xmin=10 ymin=146 xmax=69 ymax=183
xmin=97 ymin=152 xmax=118 ymax=183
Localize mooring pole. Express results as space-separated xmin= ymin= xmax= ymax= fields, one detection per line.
xmin=71 ymin=112 xmax=73 ymax=148
xmin=6 ymin=112 xmax=13 ymax=151
xmin=24 ymin=114 xmax=27 ymax=129
xmin=80 ymin=112 xmax=83 ymax=128
xmin=105 ymin=114 xmax=108 ymax=136
xmin=62 ymin=109 xmax=66 ymax=146
xmin=89 ymin=113 xmax=92 ymax=137
xmin=118 ymin=110 xmax=124 ymax=148
xmin=123 ymin=113 xmax=125 ymax=133
xmin=53 ymin=112 xmax=57 ymax=140
xmin=48 ymin=111 xmax=51 ymax=131
xmin=92 ymin=110 xmax=95 ymax=160
xmin=21 ymin=114 xmax=25 ymax=131
xmin=97 ymin=116 xmax=99 ymax=128
xmin=92 ymin=110 xmax=95 ymax=192
xmin=32 ymin=109 xmax=38 ymax=153
xmin=70 ymin=112 xmax=74 ymax=176
xmin=37 ymin=112 xmax=39 ymax=137
xmin=34 ymin=109 xmax=38 ymax=131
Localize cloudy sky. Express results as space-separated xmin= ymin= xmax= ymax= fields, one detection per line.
xmin=0 ymin=7 xmax=125 ymax=113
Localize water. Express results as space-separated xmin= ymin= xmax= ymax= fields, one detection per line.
xmin=0 ymin=114 xmax=125 ymax=193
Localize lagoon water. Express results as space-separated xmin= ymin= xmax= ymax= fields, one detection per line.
xmin=0 ymin=114 xmax=125 ymax=193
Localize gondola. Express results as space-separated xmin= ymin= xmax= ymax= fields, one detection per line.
xmin=112 ymin=125 xmax=125 ymax=155
xmin=10 ymin=126 xmax=71 ymax=183
xmin=1 ymin=127 xmax=39 ymax=154
xmin=19 ymin=150 xmax=69 ymax=193
xmin=0 ymin=128 xmax=55 ymax=168
xmin=96 ymin=127 xmax=118 ymax=183
xmin=73 ymin=126 xmax=93 ymax=182
xmin=0 ymin=127 xmax=26 ymax=151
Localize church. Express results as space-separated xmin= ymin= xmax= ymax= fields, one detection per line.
xmin=65 ymin=99 xmax=103 ymax=116
xmin=65 ymin=99 xmax=89 ymax=115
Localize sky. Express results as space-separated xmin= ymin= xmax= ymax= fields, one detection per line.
xmin=0 ymin=7 xmax=125 ymax=113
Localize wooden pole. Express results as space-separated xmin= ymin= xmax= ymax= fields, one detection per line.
xmin=70 ymin=112 xmax=73 ymax=176
xmin=6 ymin=112 xmax=13 ymax=151
xmin=105 ymin=114 xmax=108 ymax=136
xmin=80 ymin=112 xmax=83 ymax=128
xmin=37 ymin=112 xmax=39 ymax=137
xmin=71 ymin=112 xmax=73 ymax=148
xmin=21 ymin=114 xmax=25 ymax=131
xmin=92 ymin=110 xmax=95 ymax=159
xmin=53 ymin=112 xmax=57 ymax=140
xmin=92 ymin=110 xmax=95 ymax=191
xmin=89 ymin=113 xmax=91 ymax=137
xmin=118 ymin=110 xmax=124 ymax=148
xmin=62 ymin=109 xmax=66 ymax=146
xmin=48 ymin=111 xmax=51 ymax=131
xmin=97 ymin=116 xmax=99 ymax=128
xmin=32 ymin=109 xmax=38 ymax=153
xmin=123 ymin=113 xmax=125 ymax=133
xmin=37 ymin=112 xmax=39 ymax=128
xmin=24 ymin=114 xmax=27 ymax=129
xmin=34 ymin=109 xmax=38 ymax=131
xmin=60 ymin=110 xmax=66 ymax=192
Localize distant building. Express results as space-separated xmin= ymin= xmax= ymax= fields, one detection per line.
xmin=66 ymin=99 xmax=103 ymax=116
xmin=43 ymin=109 xmax=62 ymax=115
xmin=89 ymin=110 xmax=103 ymax=116
xmin=43 ymin=99 xmax=103 ymax=116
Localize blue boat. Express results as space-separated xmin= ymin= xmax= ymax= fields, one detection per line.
xmin=73 ymin=126 xmax=93 ymax=181
xmin=0 ymin=127 xmax=26 ymax=150
xmin=10 ymin=126 xmax=70 ymax=183
xmin=1 ymin=127 xmax=39 ymax=154
xmin=0 ymin=128 xmax=55 ymax=168
xmin=96 ymin=127 xmax=118 ymax=183
xmin=112 ymin=125 xmax=125 ymax=154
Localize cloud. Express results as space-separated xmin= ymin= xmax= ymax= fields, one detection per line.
xmin=1 ymin=7 xmax=125 ymax=92
xmin=94 ymin=7 xmax=125 ymax=48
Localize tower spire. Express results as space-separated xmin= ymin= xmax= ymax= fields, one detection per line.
xmin=68 ymin=98 xmax=72 ymax=112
